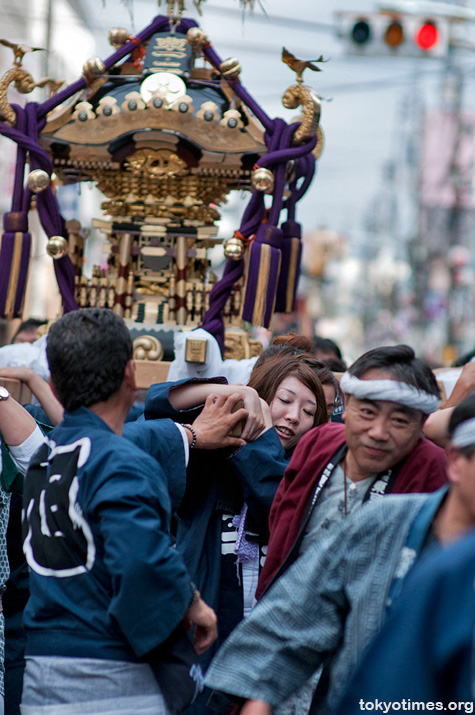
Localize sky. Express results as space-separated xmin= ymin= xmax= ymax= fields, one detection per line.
xmin=78 ymin=0 xmax=473 ymax=244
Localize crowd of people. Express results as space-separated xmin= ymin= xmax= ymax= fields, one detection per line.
xmin=0 ymin=307 xmax=473 ymax=714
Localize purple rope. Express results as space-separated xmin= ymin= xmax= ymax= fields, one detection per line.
xmin=0 ymin=231 xmax=15 ymax=312
xmin=258 ymin=133 xmax=317 ymax=169
xmin=12 ymin=107 xmax=27 ymax=211
xmin=267 ymin=121 xmax=297 ymax=226
xmin=283 ymin=154 xmax=315 ymax=221
xmin=199 ymin=259 xmax=245 ymax=353
xmin=13 ymin=235 xmax=32 ymax=315
xmin=0 ymin=107 xmax=54 ymax=172
xmin=293 ymin=154 xmax=316 ymax=202
xmin=26 ymin=104 xmax=78 ymax=312
xmin=239 ymin=190 xmax=266 ymax=237
xmin=202 ymin=45 xmax=274 ymax=132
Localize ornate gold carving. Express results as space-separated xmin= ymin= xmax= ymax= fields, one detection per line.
xmin=313 ymin=125 xmax=324 ymax=161
xmin=97 ymin=172 xmax=233 ymax=222
xmin=0 ymin=39 xmax=45 ymax=67
xmin=0 ymin=67 xmax=63 ymax=126
xmin=282 ymin=47 xmax=324 ymax=86
xmin=123 ymin=148 xmax=188 ymax=177
xmin=282 ymin=84 xmax=321 ymax=144
xmin=133 ymin=336 xmax=164 ymax=361
xmin=224 ymin=329 xmax=263 ymax=360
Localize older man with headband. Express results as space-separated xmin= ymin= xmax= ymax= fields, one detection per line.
xmin=333 ymin=393 xmax=475 ymax=713
xmin=254 ymin=344 xmax=447 ymax=601
xmin=204 ymin=393 xmax=475 ymax=715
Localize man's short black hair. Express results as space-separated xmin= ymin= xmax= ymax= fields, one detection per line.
xmin=46 ymin=308 xmax=133 ymax=411
xmin=448 ymin=392 xmax=475 ymax=459
xmin=348 ymin=345 xmax=440 ymax=400
xmin=313 ymin=336 xmax=343 ymax=360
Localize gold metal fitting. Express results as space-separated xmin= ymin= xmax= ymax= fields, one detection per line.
xmin=185 ymin=337 xmax=208 ymax=363
xmin=251 ymin=167 xmax=274 ymax=193
xmin=46 ymin=236 xmax=69 ymax=260
xmin=224 ymin=236 xmax=246 ymax=261
xmin=27 ymin=169 xmax=50 ymax=194
xmin=186 ymin=27 xmax=208 ymax=49
xmin=219 ymin=58 xmax=241 ymax=80
xmin=83 ymin=57 xmax=106 ymax=80
xmin=108 ymin=27 xmax=130 ymax=48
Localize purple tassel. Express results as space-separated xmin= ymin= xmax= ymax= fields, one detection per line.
xmin=274 ymin=219 xmax=302 ymax=314
xmin=0 ymin=213 xmax=31 ymax=319
xmin=241 ymin=224 xmax=282 ymax=328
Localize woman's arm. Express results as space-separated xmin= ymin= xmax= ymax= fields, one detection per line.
xmin=165 ymin=382 xmax=267 ymax=442
xmin=423 ymin=407 xmax=454 ymax=448
xmin=0 ymin=367 xmax=63 ymax=426
xmin=0 ymin=390 xmax=39 ymax=446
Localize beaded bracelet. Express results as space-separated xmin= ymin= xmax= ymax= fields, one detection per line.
xmin=188 ymin=582 xmax=200 ymax=609
xmin=180 ymin=423 xmax=197 ymax=449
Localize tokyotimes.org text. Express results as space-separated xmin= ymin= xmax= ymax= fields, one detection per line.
xmin=359 ymin=700 xmax=474 ymax=713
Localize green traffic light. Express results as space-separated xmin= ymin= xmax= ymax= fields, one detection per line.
xmin=351 ymin=20 xmax=371 ymax=45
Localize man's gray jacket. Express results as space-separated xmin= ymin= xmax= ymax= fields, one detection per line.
xmin=205 ymin=489 xmax=447 ymax=713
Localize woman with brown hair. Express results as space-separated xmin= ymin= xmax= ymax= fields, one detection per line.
xmin=142 ymin=353 xmax=328 ymax=714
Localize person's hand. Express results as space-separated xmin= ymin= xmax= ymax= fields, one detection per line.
xmin=183 ymin=593 xmax=218 ymax=654
xmin=235 ymin=386 xmax=267 ymax=442
xmin=192 ymin=393 xmax=249 ymax=450
xmin=241 ymin=700 xmax=271 ymax=715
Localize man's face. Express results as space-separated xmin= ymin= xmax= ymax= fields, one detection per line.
xmin=447 ymin=446 xmax=475 ymax=524
xmin=342 ymin=369 xmax=425 ymax=481
xmin=13 ymin=328 xmax=38 ymax=344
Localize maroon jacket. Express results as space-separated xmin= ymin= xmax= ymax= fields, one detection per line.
xmin=255 ymin=422 xmax=447 ymax=600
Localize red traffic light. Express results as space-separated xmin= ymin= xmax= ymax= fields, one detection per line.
xmin=338 ymin=11 xmax=448 ymax=59
xmin=415 ymin=22 xmax=439 ymax=51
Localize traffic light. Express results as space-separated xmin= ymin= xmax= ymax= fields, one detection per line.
xmin=337 ymin=11 xmax=449 ymax=59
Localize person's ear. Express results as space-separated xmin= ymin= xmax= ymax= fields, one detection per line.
xmin=124 ymin=359 xmax=136 ymax=392
xmin=48 ymin=376 xmax=60 ymax=401
xmin=446 ymin=446 xmax=463 ymax=486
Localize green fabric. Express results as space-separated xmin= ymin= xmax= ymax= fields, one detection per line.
xmin=1 ymin=421 xmax=52 ymax=494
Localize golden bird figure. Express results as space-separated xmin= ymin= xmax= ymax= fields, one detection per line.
xmin=282 ymin=47 xmax=326 ymax=84
xmin=0 ymin=39 xmax=46 ymax=67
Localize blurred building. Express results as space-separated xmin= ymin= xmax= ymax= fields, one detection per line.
xmin=0 ymin=0 xmax=96 ymax=341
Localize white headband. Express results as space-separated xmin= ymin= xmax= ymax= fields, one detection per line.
xmin=340 ymin=372 xmax=440 ymax=414
xmin=451 ymin=418 xmax=475 ymax=448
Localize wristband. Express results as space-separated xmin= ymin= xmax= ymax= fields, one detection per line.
xmin=180 ymin=423 xmax=197 ymax=449
xmin=188 ymin=583 xmax=200 ymax=609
